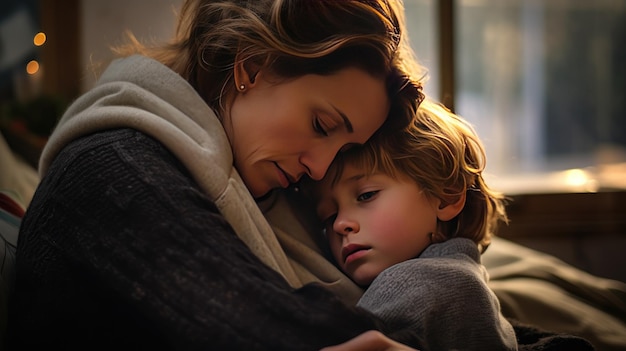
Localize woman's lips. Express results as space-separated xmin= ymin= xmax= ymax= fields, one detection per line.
xmin=274 ymin=163 xmax=293 ymax=188
xmin=341 ymin=244 xmax=371 ymax=265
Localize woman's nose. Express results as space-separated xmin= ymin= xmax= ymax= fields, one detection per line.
xmin=300 ymin=145 xmax=340 ymax=181
xmin=333 ymin=216 xmax=359 ymax=236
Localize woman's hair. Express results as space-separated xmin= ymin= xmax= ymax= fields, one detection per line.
xmin=115 ymin=0 xmax=425 ymax=134
xmin=319 ymin=99 xmax=508 ymax=251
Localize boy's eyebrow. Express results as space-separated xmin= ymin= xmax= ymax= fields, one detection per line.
xmin=344 ymin=173 xmax=365 ymax=183
xmin=330 ymin=104 xmax=354 ymax=133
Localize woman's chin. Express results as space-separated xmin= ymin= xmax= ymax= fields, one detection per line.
xmin=253 ymin=188 xmax=275 ymax=202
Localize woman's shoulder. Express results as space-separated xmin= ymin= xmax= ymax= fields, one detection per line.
xmin=56 ymin=128 xmax=182 ymax=174
xmin=43 ymin=128 xmax=204 ymax=208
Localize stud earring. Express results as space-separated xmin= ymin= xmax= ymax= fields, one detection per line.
xmin=239 ymin=84 xmax=246 ymax=91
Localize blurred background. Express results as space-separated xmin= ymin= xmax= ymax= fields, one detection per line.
xmin=1 ymin=0 xmax=625 ymax=282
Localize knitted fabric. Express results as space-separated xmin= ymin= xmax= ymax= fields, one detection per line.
xmin=358 ymin=238 xmax=517 ymax=350
xmin=8 ymin=129 xmax=387 ymax=350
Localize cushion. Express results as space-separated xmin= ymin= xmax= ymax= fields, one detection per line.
xmin=0 ymin=191 xmax=22 ymax=346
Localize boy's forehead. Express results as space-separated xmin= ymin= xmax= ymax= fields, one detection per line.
xmin=313 ymin=172 xmax=348 ymax=217
xmin=315 ymin=167 xmax=367 ymax=209
xmin=318 ymin=166 xmax=365 ymax=195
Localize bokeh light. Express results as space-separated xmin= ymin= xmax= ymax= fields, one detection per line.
xmin=34 ymin=32 xmax=47 ymax=46
xmin=26 ymin=60 xmax=40 ymax=74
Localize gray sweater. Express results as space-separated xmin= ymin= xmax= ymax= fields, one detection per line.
xmin=358 ymin=237 xmax=518 ymax=351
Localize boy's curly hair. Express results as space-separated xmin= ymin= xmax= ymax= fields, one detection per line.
xmin=313 ymin=98 xmax=508 ymax=251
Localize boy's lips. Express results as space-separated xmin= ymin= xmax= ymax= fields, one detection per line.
xmin=341 ymin=243 xmax=371 ymax=264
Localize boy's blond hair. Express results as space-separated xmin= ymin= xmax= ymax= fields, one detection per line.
xmin=320 ymin=99 xmax=508 ymax=251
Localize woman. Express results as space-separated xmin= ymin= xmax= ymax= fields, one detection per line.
xmin=7 ymin=0 xmax=424 ymax=350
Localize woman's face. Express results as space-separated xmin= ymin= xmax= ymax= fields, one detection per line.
xmin=225 ymin=67 xmax=390 ymax=198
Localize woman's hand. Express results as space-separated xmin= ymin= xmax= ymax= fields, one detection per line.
xmin=320 ymin=330 xmax=420 ymax=351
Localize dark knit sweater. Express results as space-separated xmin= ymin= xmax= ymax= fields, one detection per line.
xmin=7 ymin=129 xmax=387 ymax=350
xmin=6 ymin=128 xmax=595 ymax=351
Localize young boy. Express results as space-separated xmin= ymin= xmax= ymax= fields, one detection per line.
xmin=307 ymin=99 xmax=518 ymax=351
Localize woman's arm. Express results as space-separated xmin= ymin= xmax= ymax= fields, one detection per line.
xmin=10 ymin=128 xmax=397 ymax=350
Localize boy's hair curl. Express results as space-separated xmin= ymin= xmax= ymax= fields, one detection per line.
xmin=318 ymin=99 xmax=508 ymax=250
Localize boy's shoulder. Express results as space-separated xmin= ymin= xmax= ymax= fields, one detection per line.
xmin=368 ymin=239 xmax=488 ymax=295
xmin=420 ymin=237 xmax=481 ymax=261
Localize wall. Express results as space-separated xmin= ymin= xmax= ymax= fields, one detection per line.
xmin=80 ymin=0 xmax=181 ymax=91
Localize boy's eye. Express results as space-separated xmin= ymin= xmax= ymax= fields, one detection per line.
xmin=357 ymin=191 xmax=378 ymax=202
xmin=313 ymin=117 xmax=328 ymax=136
xmin=321 ymin=213 xmax=337 ymax=236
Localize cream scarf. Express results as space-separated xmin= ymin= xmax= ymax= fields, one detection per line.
xmin=39 ymin=55 xmax=363 ymax=303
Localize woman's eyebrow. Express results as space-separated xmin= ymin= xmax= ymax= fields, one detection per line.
xmin=330 ymin=104 xmax=354 ymax=133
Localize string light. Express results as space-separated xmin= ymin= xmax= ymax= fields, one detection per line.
xmin=26 ymin=60 xmax=40 ymax=74
xmin=33 ymin=32 xmax=47 ymax=46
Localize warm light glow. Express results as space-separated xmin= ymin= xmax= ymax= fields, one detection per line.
xmin=33 ymin=32 xmax=47 ymax=46
xmin=562 ymin=168 xmax=598 ymax=192
xmin=563 ymin=169 xmax=588 ymax=186
xmin=26 ymin=60 xmax=40 ymax=74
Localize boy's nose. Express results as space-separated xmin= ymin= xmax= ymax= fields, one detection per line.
xmin=334 ymin=218 xmax=359 ymax=235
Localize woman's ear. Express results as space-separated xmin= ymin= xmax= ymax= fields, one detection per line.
xmin=436 ymin=192 xmax=466 ymax=221
xmin=234 ymin=57 xmax=261 ymax=91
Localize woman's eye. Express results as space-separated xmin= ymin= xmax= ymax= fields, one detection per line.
xmin=314 ymin=117 xmax=328 ymax=136
xmin=357 ymin=191 xmax=378 ymax=202
xmin=340 ymin=143 xmax=358 ymax=153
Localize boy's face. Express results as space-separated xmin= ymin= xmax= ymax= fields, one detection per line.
xmin=316 ymin=163 xmax=440 ymax=286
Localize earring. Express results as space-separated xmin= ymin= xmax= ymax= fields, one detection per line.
xmin=239 ymin=84 xmax=246 ymax=91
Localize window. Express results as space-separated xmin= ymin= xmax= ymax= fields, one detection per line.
xmin=405 ymin=0 xmax=626 ymax=192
